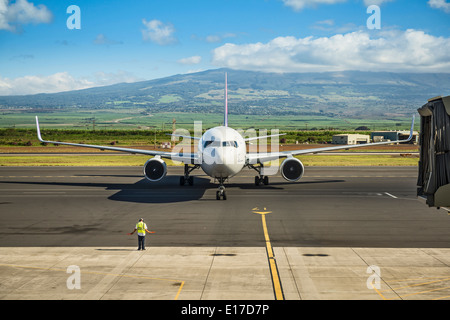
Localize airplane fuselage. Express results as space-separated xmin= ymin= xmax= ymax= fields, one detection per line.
xmin=198 ymin=126 xmax=246 ymax=179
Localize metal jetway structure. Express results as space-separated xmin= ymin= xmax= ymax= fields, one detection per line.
xmin=417 ymin=95 xmax=450 ymax=208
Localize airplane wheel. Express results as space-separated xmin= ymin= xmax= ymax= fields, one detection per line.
xmin=180 ymin=176 xmax=185 ymax=186
xmin=216 ymin=191 xmax=221 ymax=200
xmin=188 ymin=176 xmax=194 ymax=186
xmin=255 ymin=176 xmax=260 ymax=186
xmin=222 ymin=191 xmax=227 ymax=200
xmin=263 ymin=176 xmax=269 ymax=185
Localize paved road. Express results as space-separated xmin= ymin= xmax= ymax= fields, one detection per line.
xmin=2 ymin=166 xmax=450 ymax=301
xmin=1 ymin=166 xmax=448 ymax=248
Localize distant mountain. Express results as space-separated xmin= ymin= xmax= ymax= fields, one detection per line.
xmin=1 ymin=68 xmax=449 ymax=118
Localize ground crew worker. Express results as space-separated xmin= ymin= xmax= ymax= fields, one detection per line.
xmin=128 ymin=218 xmax=153 ymax=250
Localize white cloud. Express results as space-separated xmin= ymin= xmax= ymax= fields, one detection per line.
xmin=206 ymin=33 xmax=237 ymax=43
xmin=91 ymin=71 xmax=143 ymax=86
xmin=0 ymin=0 xmax=52 ymax=32
xmin=205 ymin=35 xmax=222 ymax=43
xmin=428 ymin=0 xmax=450 ymax=13
xmin=212 ymin=29 xmax=450 ymax=73
xmin=0 ymin=71 xmax=143 ymax=95
xmin=192 ymin=33 xmax=238 ymax=43
xmin=93 ymin=34 xmax=123 ymax=46
xmin=363 ymin=0 xmax=394 ymax=6
xmin=177 ymin=56 xmax=202 ymax=65
xmin=282 ymin=0 xmax=347 ymax=11
xmin=283 ymin=0 xmax=395 ymax=11
xmin=311 ymin=19 xmax=359 ymax=33
xmin=316 ymin=19 xmax=335 ymax=26
xmin=0 ymin=72 xmax=93 ymax=95
xmin=185 ymin=68 xmax=206 ymax=74
xmin=141 ymin=19 xmax=177 ymax=45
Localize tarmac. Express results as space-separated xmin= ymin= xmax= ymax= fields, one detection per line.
xmin=1 ymin=166 xmax=450 ymax=300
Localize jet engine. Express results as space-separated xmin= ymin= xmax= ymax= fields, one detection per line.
xmin=143 ymin=157 xmax=167 ymax=182
xmin=280 ymin=157 xmax=304 ymax=182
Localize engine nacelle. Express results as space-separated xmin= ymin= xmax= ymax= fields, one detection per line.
xmin=280 ymin=157 xmax=304 ymax=182
xmin=143 ymin=157 xmax=167 ymax=182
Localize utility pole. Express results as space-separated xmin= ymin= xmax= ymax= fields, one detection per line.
xmin=172 ymin=118 xmax=176 ymax=143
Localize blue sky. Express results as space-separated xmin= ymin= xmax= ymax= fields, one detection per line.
xmin=1 ymin=0 xmax=449 ymax=95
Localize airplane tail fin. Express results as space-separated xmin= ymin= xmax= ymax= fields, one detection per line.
xmin=224 ymin=72 xmax=228 ymax=127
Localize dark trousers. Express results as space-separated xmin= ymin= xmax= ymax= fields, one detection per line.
xmin=138 ymin=235 xmax=146 ymax=250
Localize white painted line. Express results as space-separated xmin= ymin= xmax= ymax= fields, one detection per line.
xmin=384 ymin=192 xmax=398 ymax=199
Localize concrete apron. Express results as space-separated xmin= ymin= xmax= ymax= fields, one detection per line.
xmin=1 ymin=247 xmax=450 ymax=300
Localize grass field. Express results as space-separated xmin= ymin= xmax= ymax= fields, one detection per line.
xmin=0 ymin=110 xmax=416 ymax=131
xmin=0 ymin=126 xmax=419 ymax=148
xmin=0 ymin=155 xmax=180 ymax=166
xmin=0 ymin=110 xmax=419 ymax=167
xmin=0 ymin=153 xmax=418 ymax=167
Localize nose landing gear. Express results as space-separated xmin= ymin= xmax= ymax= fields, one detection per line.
xmin=216 ymin=177 xmax=227 ymax=200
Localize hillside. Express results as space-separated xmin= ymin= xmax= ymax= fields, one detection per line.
xmin=1 ymin=68 xmax=449 ymax=119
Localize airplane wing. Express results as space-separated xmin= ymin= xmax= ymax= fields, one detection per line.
xmin=248 ymin=115 xmax=415 ymax=164
xmin=35 ymin=116 xmax=199 ymax=163
xmin=244 ymin=133 xmax=285 ymax=142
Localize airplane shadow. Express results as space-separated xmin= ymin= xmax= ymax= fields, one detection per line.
xmin=0 ymin=176 xmax=212 ymax=204
xmin=1 ymin=176 xmax=346 ymax=204
xmin=235 ymin=179 xmax=346 ymax=190
xmin=108 ymin=176 xmax=212 ymax=203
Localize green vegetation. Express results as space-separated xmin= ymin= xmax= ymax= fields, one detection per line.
xmin=0 ymin=124 xmax=414 ymax=147
xmin=158 ymin=94 xmax=182 ymax=103
xmin=0 ymin=69 xmax=427 ymax=168
xmin=0 ymin=109 xmax=417 ymax=131
xmin=0 ymin=155 xmax=183 ymax=166
xmin=0 ymin=154 xmax=418 ymax=167
xmin=299 ymin=154 xmax=418 ymax=166
xmin=1 ymin=69 xmax=448 ymax=124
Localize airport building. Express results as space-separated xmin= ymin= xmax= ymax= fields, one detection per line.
xmin=371 ymin=131 xmax=418 ymax=144
xmin=333 ymin=131 xmax=419 ymax=145
xmin=332 ymin=134 xmax=370 ymax=145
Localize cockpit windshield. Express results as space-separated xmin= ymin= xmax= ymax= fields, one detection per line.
xmin=204 ymin=141 xmax=238 ymax=148
xmin=222 ymin=141 xmax=238 ymax=148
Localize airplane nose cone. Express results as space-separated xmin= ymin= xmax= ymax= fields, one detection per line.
xmin=214 ymin=147 xmax=235 ymax=165
xmin=201 ymin=146 xmax=242 ymax=178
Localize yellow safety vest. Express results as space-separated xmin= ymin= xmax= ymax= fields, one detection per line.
xmin=136 ymin=222 xmax=146 ymax=235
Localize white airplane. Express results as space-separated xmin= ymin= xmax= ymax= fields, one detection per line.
xmin=36 ymin=73 xmax=415 ymax=200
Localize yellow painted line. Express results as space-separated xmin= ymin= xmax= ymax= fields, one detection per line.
xmin=0 ymin=262 xmax=185 ymax=300
xmin=433 ymin=294 xmax=450 ymax=300
xmin=370 ymin=282 xmax=388 ymax=300
xmin=374 ymin=276 xmax=450 ymax=300
xmin=397 ymin=285 xmax=450 ymax=299
xmin=174 ymin=281 xmax=185 ymax=300
xmin=383 ymin=277 xmax=450 ymax=292
xmin=254 ymin=208 xmax=284 ymax=300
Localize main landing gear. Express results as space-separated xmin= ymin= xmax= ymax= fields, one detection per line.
xmin=255 ymin=175 xmax=269 ymax=186
xmin=216 ymin=177 xmax=227 ymax=200
xmin=248 ymin=163 xmax=269 ymax=186
xmin=180 ymin=164 xmax=199 ymax=186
